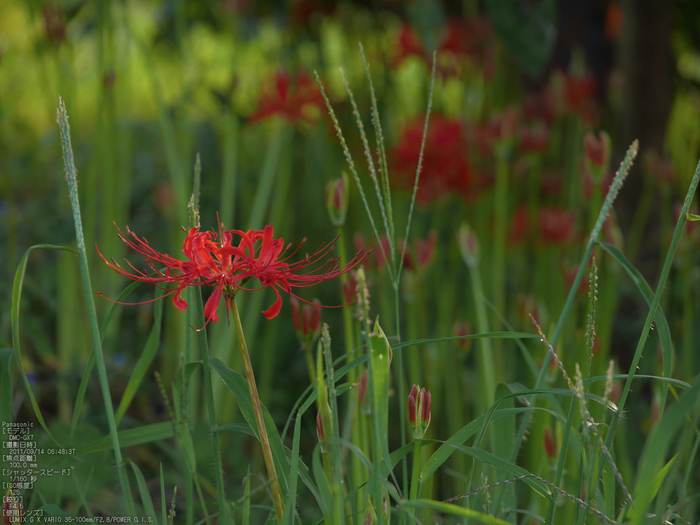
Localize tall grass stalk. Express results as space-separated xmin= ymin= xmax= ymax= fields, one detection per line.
xmin=57 ymin=97 xmax=135 ymax=515
xmin=231 ymin=296 xmax=285 ymax=522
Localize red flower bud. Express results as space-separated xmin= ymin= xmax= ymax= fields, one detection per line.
xmin=325 ymin=173 xmax=349 ymax=226
xmin=408 ymin=384 xmax=431 ymax=439
xmin=543 ymin=427 xmax=555 ymax=459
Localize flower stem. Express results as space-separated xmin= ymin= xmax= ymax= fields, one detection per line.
xmin=231 ymin=296 xmax=285 ymax=522
xmin=409 ymin=438 xmax=423 ymax=515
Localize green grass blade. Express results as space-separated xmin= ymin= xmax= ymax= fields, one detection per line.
xmin=421 ymin=406 xmax=575 ymax=482
xmin=243 ymin=465 xmax=251 ymax=525
xmin=209 ymin=357 xmax=291 ymax=493
xmin=391 ymin=332 xmax=539 ymax=351
xmin=340 ymin=67 xmax=395 ymax=268
xmin=596 ymin=241 xmax=673 ymax=381
xmin=71 ymin=279 xmax=144 ymax=444
xmin=12 ymin=243 xmax=75 ymax=442
xmin=161 ymin=464 xmax=167 ymax=524
xmin=400 ymin=499 xmax=513 ymax=524
xmin=76 ymin=421 xmax=175 ymax=455
xmin=445 ymin=443 xmax=551 ymax=498
xmin=630 ymin=379 xmax=700 ymax=525
xmin=314 ymin=71 xmax=394 ymax=284
xmin=0 ymin=348 xmax=15 ymax=490
xmin=116 ymin=288 xmax=164 ymax=424
xmin=312 ymin=446 xmax=333 ymax=520
xmin=130 ymin=460 xmax=160 ymax=525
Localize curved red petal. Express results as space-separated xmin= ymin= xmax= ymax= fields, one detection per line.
xmin=262 ymin=288 xmax=283 ymax=319
xmin=204 ymin=283 xmax=223 ymax=323
xmin=172 ymin=288 xmax=189 ymax=311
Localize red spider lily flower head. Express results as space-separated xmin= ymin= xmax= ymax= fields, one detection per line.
xmin=538 ymin=206 xmax=577 ymax=245
xmin=401 ymin=231 xmax=438 ymax=273
xmin=391 ymin=114 xmax=479 ymax=206
xmin=392 ymin=24 xmax=428 ymax=67
xmin=97 ymin=222 xmax=368 ymax=327
xmin=249 ymin=70 xmax=324 ymax=124
xmin=605 ymin=1 xmax=624 ymax=42
xmin=508 ymin=205 xmax=532 ymax=245
xmin=43 ymin=4 xmax=66 ymax=46
xmin=544 ymin=427 xmax=556 ymax=459
xmin=519 ymin=121 xmax=550 ymax=155
xmin=408 ymin=384 xmax=431 ymax=440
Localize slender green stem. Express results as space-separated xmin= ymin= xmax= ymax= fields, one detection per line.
xmin=57 ymin=97 xmax=135 ymax=515
xmin=305 ymin=349 xmax=316 ymax=384
xmin=194 ymin=291 xmax=232 ymax=524
xmin=468 ymin=264 xmax=496 ymax=411
xmin=409 ymin=438 xmax=423 ymax=515
xmin=231 ymin=297 xmax=285 ymax=522
xmin=491 ymin=148 xmax=509 ymax=379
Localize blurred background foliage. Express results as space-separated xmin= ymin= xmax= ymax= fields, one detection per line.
xmin=3 ymin=0 xmax=700 ymax=518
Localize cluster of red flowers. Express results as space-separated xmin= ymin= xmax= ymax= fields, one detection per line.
xmin=393 ymin=18 xmax=497 ymax=79
xmin=97 ymin=223 xmax=367 ymax=324
xmin=249 ymin=70 xmax=324 ymax=124
xmin=390 ymin=114 xmax=483 ymax=205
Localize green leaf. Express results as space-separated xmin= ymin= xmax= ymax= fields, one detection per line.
xmin=447 ymin=443 xmax=551 ymax=497
xmin=484 ymin=0 xmax=557 ymax=78
xmin=209 ymin=358 xmax=290 ymax=493
xmin=312 ymin=446 xmax=333 ymax=520
xmin=390 ymin=332 xmax=539 ymax=351
xmin=130 ymin=460 xmax=160 ymax=525
xmin=630 ymin=378 xmax=700 ymax=525
xmin=686 ymin=212 xmax=700 ymax=221
xmin=422 ymin=405 xmax=575 ymax=482
xmin=116 ymin=288 xmax=164 ymax=424
xmin=71 ymin=279 xmax=144 ymax=444
xmin=77 ymin=422 xmax=174 ymax=455
xmin=401 ymin=499 xmax=513 ymax=524
xmin=12 ymin=244 xmax=76 ymax=444
xmin=597 ymin=242 xmax=674 ymax=380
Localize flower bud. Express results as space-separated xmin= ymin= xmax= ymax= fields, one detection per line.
xmin=583 ymin=131 xmax=611 ymax=183
xmin=290 ymin=297 xmax=321 ymax=349
xmin=326 ymin=172 xmax=349 ymax=226
xmin=458 ymin=223 xmax=480 ymax=268
xmin=543 ymin=427 xmax=555 ymax=459
xmin=408 ymin=384 xmax=431 ymax=440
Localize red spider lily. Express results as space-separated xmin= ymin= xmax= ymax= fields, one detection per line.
xmin=393 ymin=18 xmax=497 ymax=79
xmin=400 ymin=231 xmax=438 ymax=272
xmin=392 ymin=24 xmax=428 ymax=67
xmin=97 ymin=223 xmax=368 ymax=325
xmin=538 ymin=206 xmax=577 ymax=245
xmin=508 ymin=205 xmax=532 ymax=245
xmin=249 ymin=70 xmax=324 ymax=124
xmin=519 ymin=121 xmax=550 ymax=155
xmin=391 ymin=114 xmax=478 ymax=205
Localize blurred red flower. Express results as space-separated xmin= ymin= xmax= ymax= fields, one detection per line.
xmin=391 ymin=114 xmax=479 ymax=205
xmin=250 ymin=70 xmax=324 ymax=124
xmin=538 ymin=206 xmax=577 ymax=245
xmin=98 ymin=223 xmax=367 ymax=324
